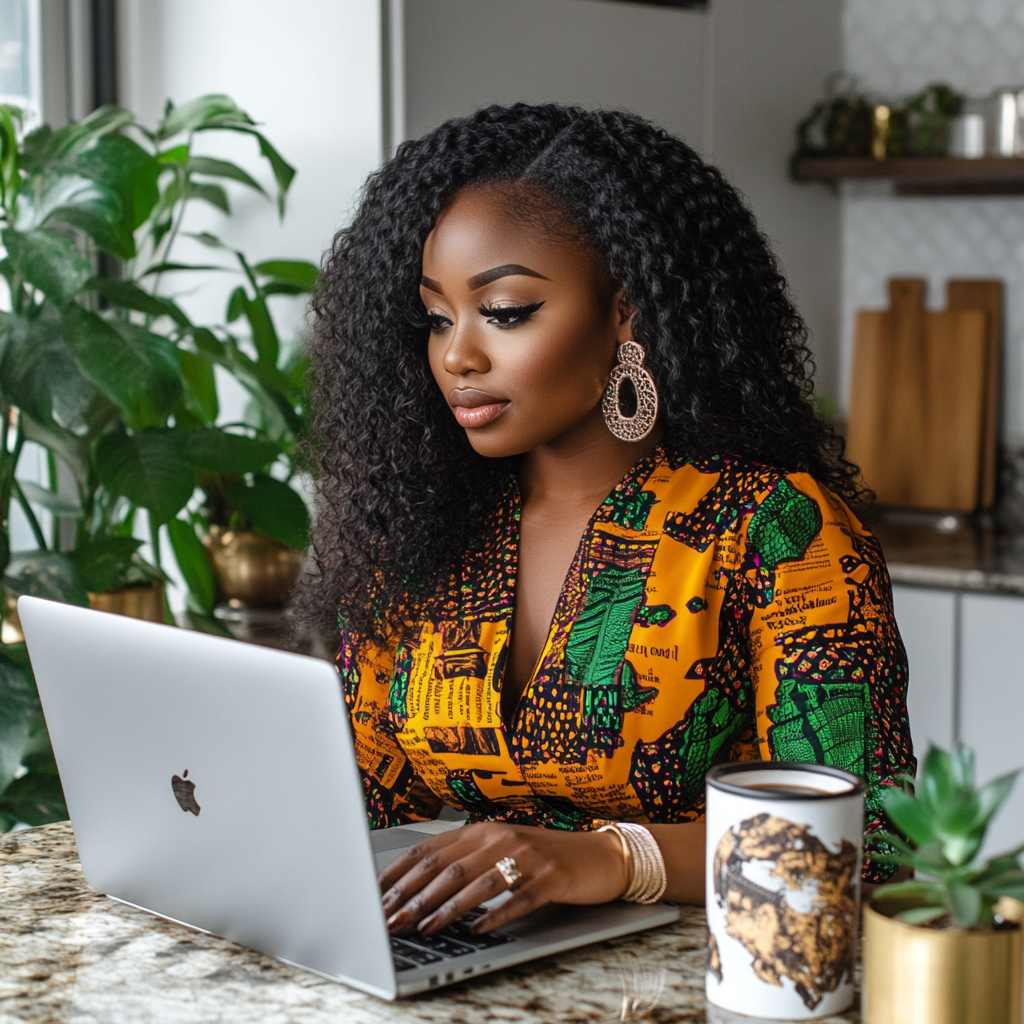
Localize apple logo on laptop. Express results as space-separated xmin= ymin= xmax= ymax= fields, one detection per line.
xmin=171 ymin=769 xmax=201 ymax=816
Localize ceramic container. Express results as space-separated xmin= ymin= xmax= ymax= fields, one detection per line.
xmin=704 ymin=762 xmax=865 ymax=1021
xmin=862 ymin=896 xmax=1023 ymax=1024
xmin=88 ymin=581 xmax=166 ymax=623
xmin=206 ymin=526 xmax=303 ymax=607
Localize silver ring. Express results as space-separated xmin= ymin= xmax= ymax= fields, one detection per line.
xmin=495 ymin=856 xmax=522 ymax=889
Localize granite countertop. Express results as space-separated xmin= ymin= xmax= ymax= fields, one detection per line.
xmin=873 ymin=517 xmax=1024 ymax=595
xmin=0 ymin=822 xmax=859 ymax=1024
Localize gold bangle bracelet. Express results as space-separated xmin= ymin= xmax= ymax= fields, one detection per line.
xmin=597 ymin=823 xmax=633 ymax=899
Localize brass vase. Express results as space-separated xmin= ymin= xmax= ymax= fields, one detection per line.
xmin=863 ymin=898 xmax=1023 ymax=1024
xmin=206 ymin=527 xmax=303 ymax=607
xmin=88 ymin=581 xmax=166 ymax=623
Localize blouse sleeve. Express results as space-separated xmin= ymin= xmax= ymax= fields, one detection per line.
xmin=741 ymin=473 xmax=915 ymax=882
xmin=337 ymin=627 xmax=443 ymax=828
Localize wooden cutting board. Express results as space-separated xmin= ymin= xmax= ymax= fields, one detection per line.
xmin=846 ymin=278 xmax=988 ymax=512
xmin=946 ymin=280 xmax=1002 ymax=509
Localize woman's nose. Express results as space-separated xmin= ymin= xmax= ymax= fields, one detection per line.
xmin=442 ymin=322 xmax=490 ymax=376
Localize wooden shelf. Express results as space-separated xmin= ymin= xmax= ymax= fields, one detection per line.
xmin=794 ymin=156 xmax=1024 ymax=195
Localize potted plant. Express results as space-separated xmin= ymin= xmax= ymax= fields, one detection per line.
xmin=0 ymin=96 xmax=315 ymax=830
xmin=863 ymin=744 xmax=1024 ymax=1024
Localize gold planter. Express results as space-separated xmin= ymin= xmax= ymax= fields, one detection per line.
xmin=206 ymin=527 xmax=303 ymax=608
xmin=88 ymin=581 xmax=166 ymax=623
xmin=863 ymin=899 xmax=1023 ymax=1024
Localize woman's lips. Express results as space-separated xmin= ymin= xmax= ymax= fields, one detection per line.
xmin=449 ymin=388 xmax=509 ymax=429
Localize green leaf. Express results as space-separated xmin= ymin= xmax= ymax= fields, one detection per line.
xmin=225 ymin=474 xmax=309 ymax=551
xmin=2 ymin=228 xmax=91 ymax=307
xmin=0 ymin=769 xmax=67 ymax=827
xmin=184 ymin=429 xmax=279 ymax=473
xmin=0 ymin=655 xmax=35 ymax=794
xmin=986 ymin=880 xmax=1024 ymax=902
xmin=47 ymin=106 xmax=135 ymax=160
xmin=157 ymin=144 xmax=189 ymax=165
xmin=191 ymin=327 xmax=226 ymax=358
xmin=60 ymin=307 xmax=182 ymax=427
xmin=872 ymin=880 xmax=946 ymax=906
xmin=16 ymin=172 xmax=134 ymax=258
xmin=138 ymin=261 xmax=228 ymax=277
xmin=68 ymin=538 xmax=144 ymax=593
xmin=178 ymin=351 xmax=218 ymax=425
xmin=16 ymin=480 xmax=81 ymax=518
xmin=90 ymin=278 xmax=191 ymax=328
xmin=254 ymin=259 xmax=318 ymax=291
xmin=895 ymin=906 xmax=947 ymax=926
xmin=166 ymin=518 xmax=215 ymax=615
xmin=157 ymin=95 xmax=254 ymax=139
xmin=21 ymin=414 xmax=90 ymax=489
xmin=69 ymin=133 xmax=161 ymax=230
xmin=95 ymin=429 xmax=195 ymax=525
xmin=920 ymin=744 xmax=957 ymax=811
xmin=5 ymin=551 xmax=89 ymax=606
xmin=228 ymin=128 xmax=295 ymax=217
xmin=974 ymin=772 xmax=1018 ymax=831
xmin=189 ymin=156 xmax=266 ymax=196
xmin=947 ymin=883 xmax=982 ymax=928
xmin=884 ymin=788 xmax=938 ymax=847
xmin=186 ymin=181 xmax=230 ymax=214
xmin=226 ymin=285 xmax=248 ymax=323
xmin=0 ymin=309 xmax=96 ymax=427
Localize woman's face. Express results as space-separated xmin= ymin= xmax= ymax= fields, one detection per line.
xmin=421 ymin=186 xmax=630 ymax=459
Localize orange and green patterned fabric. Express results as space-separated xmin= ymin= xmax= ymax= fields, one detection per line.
xmin=338 ymin=447 xmax=914 ymax=881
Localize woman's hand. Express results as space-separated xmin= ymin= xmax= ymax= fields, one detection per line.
xmin=378 ymin=821 xmax=628 ymax=936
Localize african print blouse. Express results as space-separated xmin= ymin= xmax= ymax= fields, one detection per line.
xmin=338 ymin=448 xmax=914 ymax=882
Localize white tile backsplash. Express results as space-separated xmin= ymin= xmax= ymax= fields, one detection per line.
xmin=842 ymin=0 xmax=1024 ymax=441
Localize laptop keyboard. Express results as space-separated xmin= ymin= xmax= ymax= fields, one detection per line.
xmin=391 ymin=908 xmax=515 ymax=971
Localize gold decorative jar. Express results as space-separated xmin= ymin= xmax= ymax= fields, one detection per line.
xmin=863 ymin=896 xmax=1023 ymax=1024
xmin=88 ymin=581 xmax=166 ymax=623
xmin=206 ymin=526 xmax=303 ymax=607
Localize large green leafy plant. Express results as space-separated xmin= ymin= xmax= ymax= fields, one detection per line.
xmin=870 ymin=744 xmax=1024 ymax=929
xmin=0 ymin=96 xmax=316 ymax=830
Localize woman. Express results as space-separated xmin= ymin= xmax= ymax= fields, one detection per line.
xmin=300 ymin=104 xmax=913 ymax=940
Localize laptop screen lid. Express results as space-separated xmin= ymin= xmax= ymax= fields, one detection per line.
xmin=18 ymin=596 xmax=397 ymax=999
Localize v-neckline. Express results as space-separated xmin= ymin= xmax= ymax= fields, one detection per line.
xmin=498 ymin=444 xmax=666 ymax=732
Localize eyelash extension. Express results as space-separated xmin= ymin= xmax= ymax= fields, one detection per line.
xmin=479 ymin=301 xmax=544 ymax=328
xmin=426 ymin=312 xmax=453 ymax=333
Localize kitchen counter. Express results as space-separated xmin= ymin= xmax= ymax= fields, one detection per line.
xmin=873 ymin=517 xmax=1024 ymax=595
xmin=0 ymin=822 xmax=859 ymax=1024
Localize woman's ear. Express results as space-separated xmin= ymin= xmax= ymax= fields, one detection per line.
xmin=614 ymin=290 xmax=636 ymax=343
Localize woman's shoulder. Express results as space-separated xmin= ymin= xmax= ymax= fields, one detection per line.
xmin=645 ymin=449 xmax=868 ymax=554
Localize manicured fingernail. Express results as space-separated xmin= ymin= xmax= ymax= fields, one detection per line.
xmin=469 ymin=919 xmax=486 ymax=935
xmin=418 ymin=915 xmax=437 ymax=933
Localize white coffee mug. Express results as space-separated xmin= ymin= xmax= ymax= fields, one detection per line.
xmin=704 ymin=762 xmax=865 ymax=1021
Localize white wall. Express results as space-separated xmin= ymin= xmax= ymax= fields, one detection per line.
xmin=118 ymin=0 xmax=381 ymax=332
xmin=113 ymin=0 xmax=382 ymax=606
xmin=841 ymin=0 xmax=1024 ymax=441
xmin=396 ymin=0 xmax=843 ymax=400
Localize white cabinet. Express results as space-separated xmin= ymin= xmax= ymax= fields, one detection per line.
xmin=960 ymin=594 xmax=1024 ymax=855
xmin=891 ymin=585 xmax=957 ymax=755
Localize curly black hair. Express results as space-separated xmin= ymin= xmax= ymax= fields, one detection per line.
xmin=298 ymin=103 xmax=860 ymax=640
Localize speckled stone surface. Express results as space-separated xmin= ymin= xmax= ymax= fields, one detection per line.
xmin=0 ymin=822 xmax=860 ymax=1024
xmin=875 ymin=519 xmax=1024 ymax=595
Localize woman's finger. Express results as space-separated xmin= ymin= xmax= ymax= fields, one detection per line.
xmin=377 ymin=828 xmax=465 ymax=892
xmin=412 ymin=863 xmax=513 ymax=935
xmin=470 ymin=875 xmax=548 ymax=934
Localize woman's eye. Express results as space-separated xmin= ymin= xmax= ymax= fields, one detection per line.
xmin=426 ymin=312 xmax=453 ymax=333
xmin=480 ymin=301 xmax=544 ymax=329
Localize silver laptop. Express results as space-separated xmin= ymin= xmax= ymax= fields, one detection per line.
xmin=18 ymin=596 xmax=678 ymax=999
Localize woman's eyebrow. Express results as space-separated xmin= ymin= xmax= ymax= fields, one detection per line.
xmin=467 ymin=264 xmax=549 ymax=290
xmin=420 ymin=275 xmax=445 ymax=294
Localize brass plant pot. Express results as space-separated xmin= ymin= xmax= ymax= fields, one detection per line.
xmin=88 ymin=581 xmax=166 ymax=623
xmin=206 ymin=527 xmax=303 ymax=608
xmin=863 ymin=899 xmax=1023 ymax=1024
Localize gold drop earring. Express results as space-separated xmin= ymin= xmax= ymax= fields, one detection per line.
xmin=602 ymin=341 xmax=658 ymax=441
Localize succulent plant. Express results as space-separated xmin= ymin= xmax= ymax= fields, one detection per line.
xmin=870 ymin=744 xmax=1024 ymax=929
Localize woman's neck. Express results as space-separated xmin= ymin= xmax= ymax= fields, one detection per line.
xmin=518 ymin=409 xmax=664 ymax=513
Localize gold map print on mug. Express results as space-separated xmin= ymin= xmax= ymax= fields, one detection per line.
xmin=711 ymin=814 xmax=858 ymax=1011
